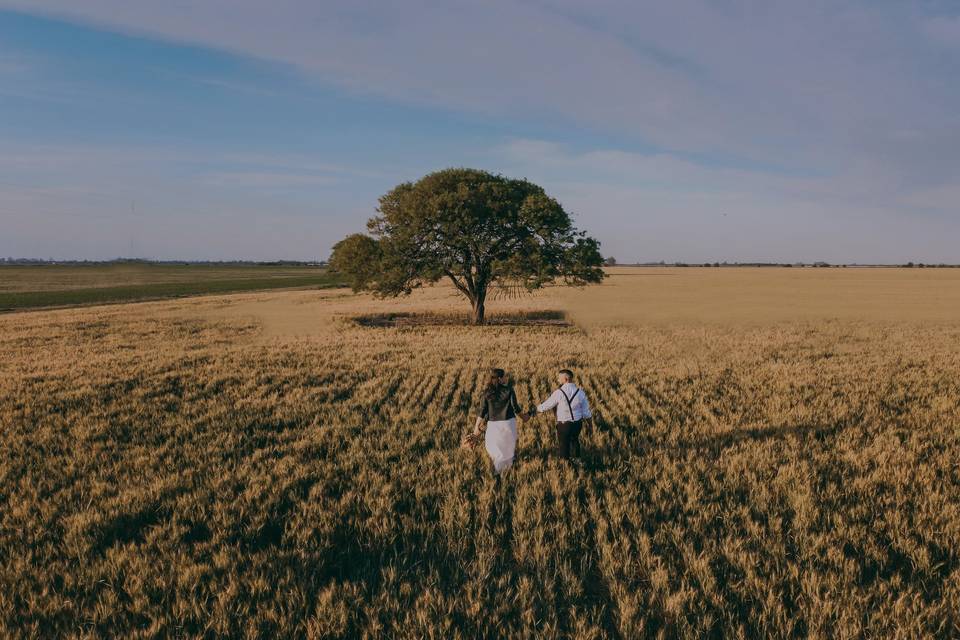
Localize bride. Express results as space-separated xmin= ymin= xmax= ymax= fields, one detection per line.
xmin=465 ymin=368 xmax=523 ymax=476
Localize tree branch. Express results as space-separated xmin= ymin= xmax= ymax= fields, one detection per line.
xmin=444 ymin=270 xmax=474 ymax=302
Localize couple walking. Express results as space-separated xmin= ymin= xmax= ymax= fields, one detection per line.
xmin=467 ymin=367 xmax=593 ymax=475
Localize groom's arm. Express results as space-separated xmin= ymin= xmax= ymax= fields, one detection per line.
xmin=535 ymin=390 xmax=560 ymax=415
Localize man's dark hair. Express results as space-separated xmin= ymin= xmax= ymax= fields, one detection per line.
xmin=559 ymin=369 xmax=574 ymax=380
xmin=491 ymin=368 xmax=505 ymax=379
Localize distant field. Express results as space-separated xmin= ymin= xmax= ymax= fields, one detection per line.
xmin=0 ymin=264 xmax=345 ymax=311
xmin=561 ymin=266 xmax=960 ymax=325
xmin=2 ymin=270 xmax=959 ymax=637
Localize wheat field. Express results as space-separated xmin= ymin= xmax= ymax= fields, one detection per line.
xmin=2 ymin=268 xmax=959 ymax=638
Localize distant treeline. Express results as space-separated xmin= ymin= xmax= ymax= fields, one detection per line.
xmin=614 ymin=260 xmax=960 ymax=268
xmin=0 ymin=258 xmax=328 ymax=267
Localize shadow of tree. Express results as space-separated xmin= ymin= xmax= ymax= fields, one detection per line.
xmin=354 ymin=310 xmax=571 ymax=328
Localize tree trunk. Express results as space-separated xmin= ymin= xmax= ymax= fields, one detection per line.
xmin=472 ymin=295 xmax=486 ymax=325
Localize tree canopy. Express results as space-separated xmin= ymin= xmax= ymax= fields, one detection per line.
xmin=329 ymin=168 xmax=605 ymax=324
xmin=328 ymin=233 xmax=382 ymax=293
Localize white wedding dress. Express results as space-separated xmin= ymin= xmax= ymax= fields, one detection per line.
xmin=485 ymin=417 xmax=517 ymax=475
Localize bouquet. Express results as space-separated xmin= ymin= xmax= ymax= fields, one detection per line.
xmin=460 ymin=431 xmax=483 ymax=450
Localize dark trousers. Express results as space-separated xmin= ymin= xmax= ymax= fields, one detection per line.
xmin=555 ymin=420 xmax=583 ymax=460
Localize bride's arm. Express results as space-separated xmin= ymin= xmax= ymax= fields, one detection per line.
xmin=472 ymin=392 xmax=488 ymax=435
xmin=472 ymin=415 xmax=485 ymax=435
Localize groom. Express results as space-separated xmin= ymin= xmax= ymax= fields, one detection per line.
xmin=527 ymin=368 xmax=593 ymax=460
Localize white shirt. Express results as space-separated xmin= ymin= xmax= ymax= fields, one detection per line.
xmin=537 ymin=382 xmax=592 ymax=422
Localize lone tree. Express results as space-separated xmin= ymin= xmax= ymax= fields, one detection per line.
xmin=330 ymin=168 xmax=605 ymax=324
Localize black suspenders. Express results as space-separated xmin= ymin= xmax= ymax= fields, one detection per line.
xmin=560 ymin=386 xmax=580 ymax=421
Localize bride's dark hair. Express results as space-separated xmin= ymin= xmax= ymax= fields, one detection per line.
xmin=487 ymin=368 xmax=505 ymax=388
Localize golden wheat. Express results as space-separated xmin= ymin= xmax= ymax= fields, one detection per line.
xmin=2 ymin=270 xmax=959 ymax=638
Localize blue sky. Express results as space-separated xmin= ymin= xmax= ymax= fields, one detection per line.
xmin=1 ymin=2 xmax=959 ymax=262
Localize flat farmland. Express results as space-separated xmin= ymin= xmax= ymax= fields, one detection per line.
xmin=2 ymin=268 xmax=959 ymax=638
xmin=0 ymin=264 xmax=344 ymax=312
xmin=564 ymin=266 xmax=960 ymax=325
